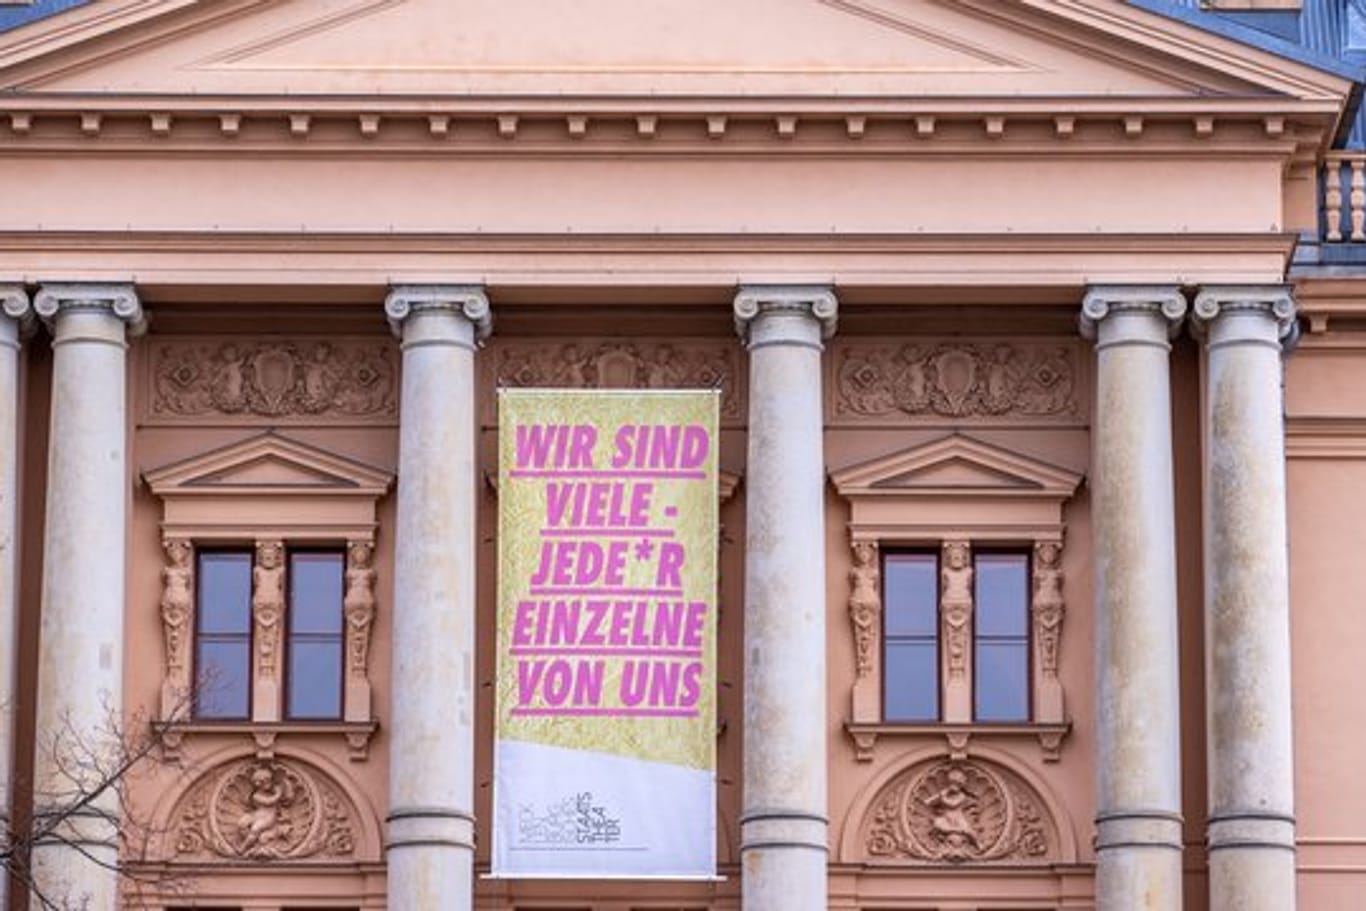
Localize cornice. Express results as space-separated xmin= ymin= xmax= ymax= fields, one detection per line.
xmin=0 ymin=97 xmax=1337 ymax=159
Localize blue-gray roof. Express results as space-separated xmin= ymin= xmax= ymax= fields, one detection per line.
xmin=0 ymin=0 xmax=89 ymax=33
xmin=1130 ymin=0 xmax=1366 ymax=146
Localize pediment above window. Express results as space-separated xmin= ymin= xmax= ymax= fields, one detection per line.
xmin=832 ymin=433 xmax=1081 ymax=498
xmin=143 ymin=432 xmax=393 ymax=540
xmin=831 ymin=434 xmax=1082 ymax=542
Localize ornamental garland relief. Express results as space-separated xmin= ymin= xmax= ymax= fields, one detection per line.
xmin=172 ymin=758 xmax=356 ymax=862
xmin=830 ymin=340 xmax=1082 ymax=425
xmin=863 ymin=759 xmax=1055 ymax=864
xmin=147 ymin=339 xmax=398 ymax=423
xmin=485 ymin=340 xmax=743 ymax=422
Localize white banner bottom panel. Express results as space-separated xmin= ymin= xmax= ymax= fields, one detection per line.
xmin=492 ymin=739 xmax=715 ymax=878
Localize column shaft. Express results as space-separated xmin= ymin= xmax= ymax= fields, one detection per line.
xmin=29 ymin=283 xmax=142 ymax=909
xmin=1082 ymin=287 xmax=1186 ymax=911
xmin=1193 ymin=288 xmax=1297 ymax=911
xmin=734 ymin=286 xmax=835 ymax=911
xmin=384 ymin=286 xmax=489 ymax=911
xmin=0 ymin=287 xmax=31 ymax=911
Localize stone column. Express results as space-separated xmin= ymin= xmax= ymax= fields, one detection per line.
xmin=733 ymin=285 xmax=836 ymax=911
xmin=29 ymin=283 xmax=143 ymax=909
xmin=383 ymin=285 xmax=490 ymax=911
xmin=1080 ymin=286 xmax=1187 ymax=911
xmin=1191 ymin=286 xmax=1297 ymax=911
xmin=0 ymin=286 xmax=31 ymax=911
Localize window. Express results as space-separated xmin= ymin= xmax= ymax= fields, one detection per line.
xmin=880 ymin=547 xmax=1031 ymax=725
xmin=194 ymin=551 xmax=253 ymax=720
xmin=973 ymin=552 xmax=1030 ymax=723
xmin=191 ymin=545 xmax=347 ymax=722
xmin=882 ymin=553 xmax=938 ymax=722
xmin=286 ymin=551 xmax=345 ymax=720
xmin=831 ymin=434 xmax=1080 ymax=761
xmin=146 ymin=433 xmax=391 ymax=760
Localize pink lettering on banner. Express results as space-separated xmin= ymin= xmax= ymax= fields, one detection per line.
xmin=509 ymin=417 xmax=713 ymax=719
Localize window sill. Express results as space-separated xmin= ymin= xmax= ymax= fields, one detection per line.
xmin=845 ymin=720 xmax=1070 ymax=764
xmin=153 ymin=719 xmax=379 ymax=763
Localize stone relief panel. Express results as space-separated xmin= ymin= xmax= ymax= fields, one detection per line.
xmin=483 ymin=339 xmax=745 ymax=425
xmin=828 ymin=339 xmax=1086 ymax=426
xmin=143 ymin=337 xmax=399 ymax=425
xmin=861 ymin=758 xmax=1057 ymax=864
xmin=170 ymin=757 xmax=357 ymax=862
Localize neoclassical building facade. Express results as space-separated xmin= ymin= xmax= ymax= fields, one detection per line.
xmin=2 ymin=1 xmax=1366 ymax=910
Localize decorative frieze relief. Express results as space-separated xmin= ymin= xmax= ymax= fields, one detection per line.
xmin=863 ymin=759 xmax=1055 ymax=864
xmin=484 ymin=339 xmax=743 ymax=424
xmin=171 ymin=758 xmax=356 ymax=862
xmin=828 ymin=339 xmax=1085 ymax=426
xmin=144 ymin=338 xmax=398 ymax=425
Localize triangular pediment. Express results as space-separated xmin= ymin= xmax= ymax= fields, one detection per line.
xmin=144 ymin=432 xmax=393 ymax=497
xmin=0 ymin=0 xmax=1351 ymax=102
xmin=830 ymin=434 xmax=1082 ymax=500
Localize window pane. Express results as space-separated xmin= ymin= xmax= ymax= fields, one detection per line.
xmin=288 ymin=640 xmax=342 ymax=719
xmin=884 ymin=554 xmax=937 ymax=637
xmin=975 ymin=553 xmax=1028 ymax=637
xmin=975 ymin=640 xmax=1029 ymax=722
xmin=884 ymin=641 xmax=938 ymax=721
xmin=197 ymin=552 xmax=251 ymax=634
xmin=290 ymin=552 xmax=344 ymax=635
xmin=195 ymin=640 xmax=250 ymax=719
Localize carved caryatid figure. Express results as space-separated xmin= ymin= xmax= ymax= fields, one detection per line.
xmin=941 ymin=541 xmax=973 ymax=679
xmin=253 ymin=541 xmax=285 ymax=677
xmin=344 ymin=541 xmax=377 ymax=678
xmin=848 ymin=541 xmax=880 ymax=678
xmin=1032 ymin=541 xmax=1065 ymax=675
xmin=160 ymin=538 xmax=193 ymax=674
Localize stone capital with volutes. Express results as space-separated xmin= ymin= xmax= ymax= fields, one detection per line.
xmin=384 ymin=285 xmax=492 ymax=343
xmin=32 ymin=282 xmax=145 ymax=335
xmin=1190 ymin=285 xmax=1297 ymax=348
xmin=0 ymin=285 xmax=33 ymax=345
xmin=1079 ymin=285 xmax=1187 ymax=341
xmin=733 ymin=284 xmax=838 ymax=346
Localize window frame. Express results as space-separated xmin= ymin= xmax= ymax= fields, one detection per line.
xmin=830 ymin=433 xmax=1081 ymax=762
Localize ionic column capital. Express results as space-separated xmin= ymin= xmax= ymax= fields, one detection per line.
xmin=733 ymin=285 xmax=838 ymax=348
xmin=384 ymin=285 xmax=492 ymax=344
xmin=1079 ymin=285 xmax=1187 ymax=342
xmin=1191 ymin=285 xmax=1297 ymax=349
xmin=32 ymin=282 xmax=144 ymax=336
xmin=0 ymin=285 xmax=33 ymax=347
